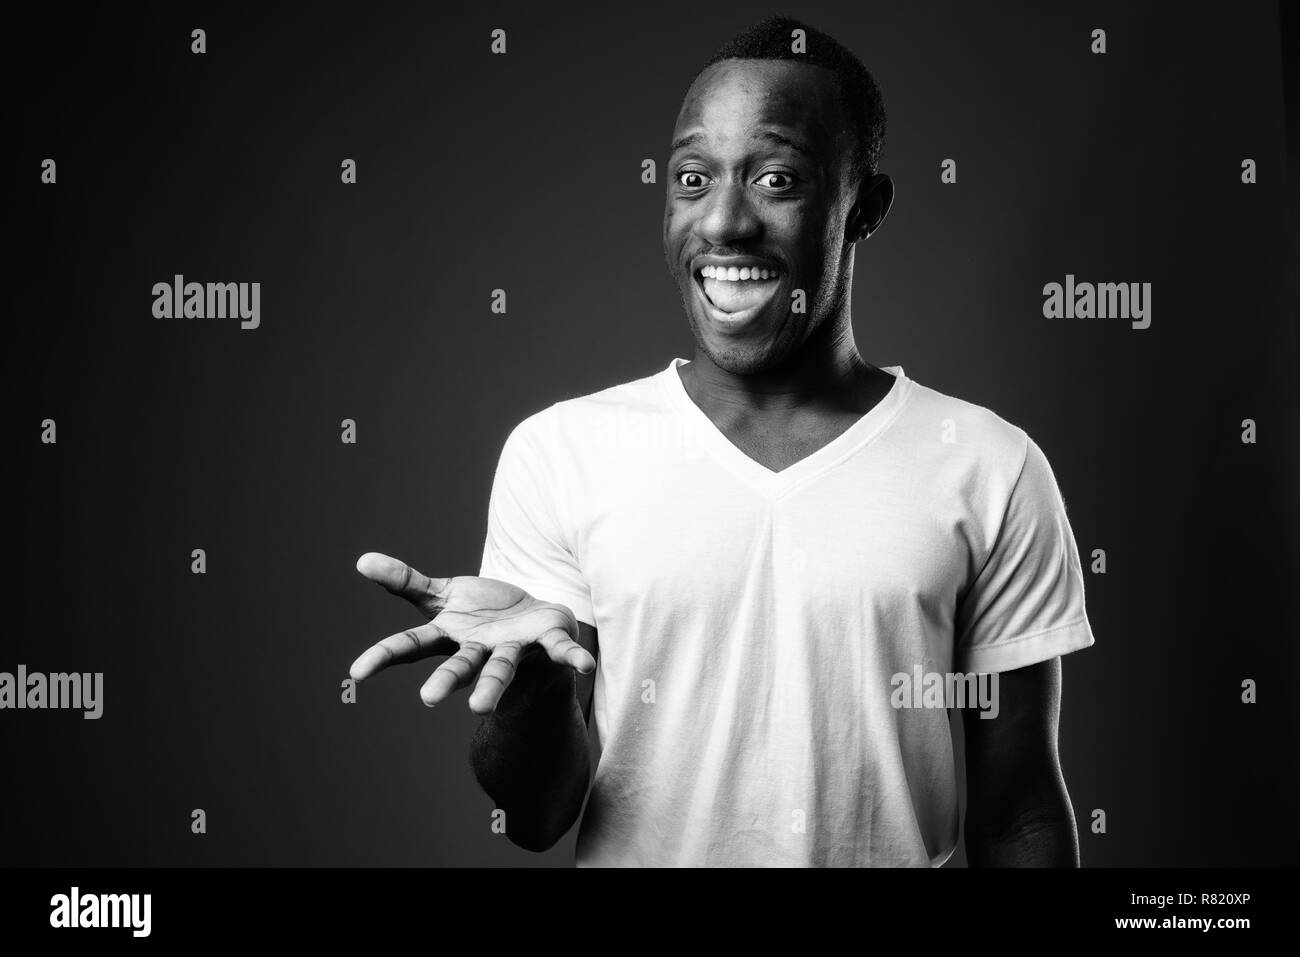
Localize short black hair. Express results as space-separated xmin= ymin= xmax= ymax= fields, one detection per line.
xmin=695 ymin=14 xmax=887 ymax=184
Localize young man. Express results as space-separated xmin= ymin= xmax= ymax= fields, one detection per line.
xmin=350 ymin=16 xmax=1095 ymax=867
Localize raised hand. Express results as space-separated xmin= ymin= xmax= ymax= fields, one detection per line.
xmin=349 ymin=552 xmax=595 ymax=714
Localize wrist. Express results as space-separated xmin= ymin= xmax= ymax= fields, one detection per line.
xmin=493 ymin=647 xmax=574 ymax=715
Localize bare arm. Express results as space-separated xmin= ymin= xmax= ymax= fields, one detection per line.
xmin=962 ymin=656 xmax=1081 ymax=867
xmin=469 ymin=621 xmax=598 ymax=851
xmin=349 ymin=553 xmax=598 ymax=853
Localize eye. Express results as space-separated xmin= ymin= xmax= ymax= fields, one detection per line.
xmin=756 ymin=171 xmax=796 ymax=190
xmin=676 ymin=170 xmax=711 ymax=190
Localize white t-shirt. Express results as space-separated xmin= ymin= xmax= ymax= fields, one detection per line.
xmin=478 ymin=357 xmax=1095 ymax=867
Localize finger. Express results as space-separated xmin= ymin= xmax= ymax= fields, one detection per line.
xmin=350 ymin=621 xmax=457 ymax=681
xmin=419 ymin=641 xmax=490 ymax=707
xmin=537 ymin=627 xmax=596 ymax=675
xmin=355 ymin=552 xmax=450 ymax=617
xmin=468 ymin=640 xmax=527 ymax=715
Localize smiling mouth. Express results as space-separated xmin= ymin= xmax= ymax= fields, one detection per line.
xmin=695 ymin=264 xmax=783 ymax=318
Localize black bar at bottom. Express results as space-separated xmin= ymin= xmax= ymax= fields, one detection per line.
xmin=0 ymin=866 xmax=1282 ymax=943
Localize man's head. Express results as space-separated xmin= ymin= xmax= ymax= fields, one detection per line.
xmin=663 ymin=15 xmax=891 ymax=374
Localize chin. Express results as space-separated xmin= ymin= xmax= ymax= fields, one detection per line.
xmin=689 ymin=327 xmax=789 ymax=375
xmin=675 ymin=274 xmax=799 ymax=374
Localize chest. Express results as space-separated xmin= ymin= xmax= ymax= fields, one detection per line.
xmin=714 ymin=409 xmax=869 ymax=474
xmin=574 ymin=455 xmax=974 ymax=631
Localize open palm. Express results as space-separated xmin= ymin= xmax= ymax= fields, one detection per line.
xmin=349 ymin=552 xmax=594 ymax=714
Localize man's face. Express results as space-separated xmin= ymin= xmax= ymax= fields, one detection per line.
xmin=663 ymin=58 xmax=859 ymax=374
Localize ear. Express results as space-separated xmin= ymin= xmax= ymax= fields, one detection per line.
xmin=846 ymin=173 xmax=894 ymax=243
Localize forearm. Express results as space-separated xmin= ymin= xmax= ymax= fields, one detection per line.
xmin=468 ymin=647 xmax=591 ymax=851
xmin=965 ymin=774 xmax=1080 ymax=867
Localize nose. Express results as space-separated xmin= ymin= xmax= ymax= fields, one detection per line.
xmin=694 ymin=179 xmax=761 ymax=247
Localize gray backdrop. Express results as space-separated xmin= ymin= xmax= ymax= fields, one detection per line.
xmin=6 ymin=0 xmax=1298 ymax=866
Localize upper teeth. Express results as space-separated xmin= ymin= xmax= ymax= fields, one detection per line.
xmin=701 ymin=265 xmax=778 ymax=281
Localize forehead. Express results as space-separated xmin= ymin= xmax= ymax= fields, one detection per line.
xmin=672 ymin=58 xmax=846 ymax=154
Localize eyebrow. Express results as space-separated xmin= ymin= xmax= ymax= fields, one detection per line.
xmin=669 ymin=132 xmax=706 ymax=154
xmin=752 ymin=130 xmax=816 ymax=158
xmin=668 ymin=129 xmax=818 ymax=159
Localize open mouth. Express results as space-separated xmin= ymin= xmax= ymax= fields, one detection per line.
xmin=694 ymin=264 xmax=783 ymax=321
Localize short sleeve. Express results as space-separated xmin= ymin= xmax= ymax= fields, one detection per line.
xmin=954 ymin=435 xmax=1095 ymax=673
xmin=478 ymin=409 xmax=596 ymax=627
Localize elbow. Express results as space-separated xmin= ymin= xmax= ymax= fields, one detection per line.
xmin=471 ymin=766 xmax=589 ymax=854
xmin=508 ymin=824 xmax=566 ymax=854
xmin=498 ymin=796 xmax=585 ymax=853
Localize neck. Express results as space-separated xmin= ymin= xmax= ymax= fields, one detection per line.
xmin=684 ymin=312 xmax=879 ymax=414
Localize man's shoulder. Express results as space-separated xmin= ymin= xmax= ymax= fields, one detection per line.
xmin=551 ymin=363 xmax=670 ymax=419
xmin=896 ymin=374 xmax=1033 ymax=475
xmin=505 ymin=362 xmax=672 ymax=445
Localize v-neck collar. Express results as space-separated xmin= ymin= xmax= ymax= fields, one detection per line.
xmin=658 ymin=356 xmax=914 ymax=500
